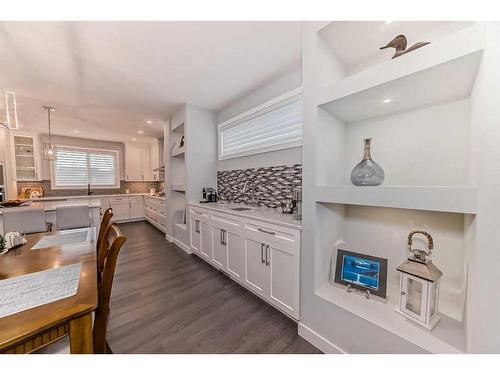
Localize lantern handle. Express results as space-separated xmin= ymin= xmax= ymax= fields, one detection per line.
xmin=407 ymin=230 xmax=434 ymax=260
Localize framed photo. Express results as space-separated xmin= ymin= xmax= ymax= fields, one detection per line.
xmin=334 ymin=249 xmax=388 ymax=298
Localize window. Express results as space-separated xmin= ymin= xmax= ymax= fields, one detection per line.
xmin=218 ymin=89 xmax=302 ymax=160
xmin=52 ymin=146 xmax=119 ymax=189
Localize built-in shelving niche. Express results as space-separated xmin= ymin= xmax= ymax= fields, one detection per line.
xmin=309 ymin=22 xmax=485 ymax=353
xmin=314 ymin=202 xmax=473 ymax=353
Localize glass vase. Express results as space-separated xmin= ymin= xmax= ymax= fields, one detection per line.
xmin=350 ymin=138 xmax=385 ymax=186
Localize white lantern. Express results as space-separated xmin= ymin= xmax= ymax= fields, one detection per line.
xmin=396 ymin=231 xmax=442 ymax=330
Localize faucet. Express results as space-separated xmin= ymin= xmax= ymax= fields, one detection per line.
xmin=87 ymin=183 xmax=93 ymax=196
xmin=241 ymin=181 xmax=258 ymax=207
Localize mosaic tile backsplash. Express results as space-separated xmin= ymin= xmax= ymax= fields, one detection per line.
xmin=17 ymin=180 xmax=164 ymax=197
xmin=217 ymin=164 xmax=302 ymax=208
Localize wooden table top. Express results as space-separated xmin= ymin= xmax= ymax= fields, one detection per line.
xmin=0 ymin=229 xmax=98 ymax=351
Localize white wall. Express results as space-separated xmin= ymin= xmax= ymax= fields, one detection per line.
xmin=216 ymin=63 xmax=302 ymax=171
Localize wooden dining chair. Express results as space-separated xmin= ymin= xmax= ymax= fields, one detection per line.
xmin=34 ymin=223 xmax=126 ymax=354
xmin=93 ymin=223 xmax=126 ymax=353
xmin=97 ymin=208 xmax=113 ymax=274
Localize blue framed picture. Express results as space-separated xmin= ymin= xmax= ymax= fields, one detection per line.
xmin=334 ymin=249 xmax=388 ymax=298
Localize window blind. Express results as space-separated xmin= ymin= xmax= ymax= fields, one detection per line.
xmin=53 ymin=147 xmax=118 ymax=188
xmin=219 ymin=97 xmax=303 ymax=159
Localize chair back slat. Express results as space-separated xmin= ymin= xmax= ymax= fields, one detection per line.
xmin=93 ymin=223 xmax=126 ymax=354
xmin=97 ymin=208 xmax=113 ymax=273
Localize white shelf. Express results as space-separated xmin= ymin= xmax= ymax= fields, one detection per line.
xmin=171 ymin=146 xmax=185 ymax=158
xmin=174 ymin=223 xmax=187 ymax=231
xmin=171 ymin=184 xmax=186 ymax=192
xmin=316 ymin=283 xmax=465 ymax=354
xmin=318 ymin=25 xmax=484 ymax=122
xmin=172 ymin=121 xmax=184 ymax=134
xmin=315 ymin=185 xmax=477 ymax=214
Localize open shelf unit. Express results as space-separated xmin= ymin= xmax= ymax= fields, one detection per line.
xmin=171 ymin=145 xmax=185 ymax=158
xmin=300 ymin=21 xmax=499 ymax=353
xmin=165 ymin=104 xmax=217 ymax=253
xmin=315 ymin=185 xmax=477 ymax=214
xmin=316 ymin=283 xmax=465 ymax=353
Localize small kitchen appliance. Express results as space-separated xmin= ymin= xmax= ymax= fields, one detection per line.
xmin=200 ymin=187 xmax=217 ymax=203
xmin=292 ymin=187 xmax=302 ymax=220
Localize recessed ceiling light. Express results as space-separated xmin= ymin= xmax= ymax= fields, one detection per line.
xmin=73 ymin=130 xmax=79 ymax=134
xmin=385 ymin=21 xmax=392 ymax=24
xmin=383 ymin=98 xmax=392 ymax=104
xmin=132 ymin=137 xmax=137 ymax=141
xmin=138 ymin=130 xmax=144 ymax=134
xmin=146 ymin=120 xmax=152 ymax=124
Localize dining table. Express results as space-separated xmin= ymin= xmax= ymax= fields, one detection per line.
xmin=0 ymin=228 xmax=98 ymax=354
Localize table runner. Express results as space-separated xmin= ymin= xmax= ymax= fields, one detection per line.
xmin=0 ymin=263 xmax=81 ymax=319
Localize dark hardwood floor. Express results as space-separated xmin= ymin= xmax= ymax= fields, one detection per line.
xmin=107 ymin=221 xmax=321 ymax=354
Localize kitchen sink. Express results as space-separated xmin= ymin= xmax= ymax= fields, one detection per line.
xmin=231 ymin=207 xmax=253 ymax=211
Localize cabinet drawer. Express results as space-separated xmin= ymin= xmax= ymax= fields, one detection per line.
xmin=189 ymin=206 xmax=210 ymax=219
xmin=211 ymin=212 xmax=241 ymax=231
xmin=244 ymin=219 xmax=300 ymax=248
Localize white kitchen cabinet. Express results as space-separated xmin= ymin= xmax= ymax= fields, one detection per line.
xmin=200 ymin=221 xmax=212 ymax=260
xmin=188 ymin=204 xmax=300 ymax=320
xmin=11 ymin=133 xmax=42 ymax=181
xmin=211 ymin=223 xmax=227 ymax=269
xmin=109 ymin=197 xmax=130 ymax=221
xmin=211 ymin=213 xmax=244 ymax=281
xmin=129 ymin=197 xmax=145 ymax=219
xmin=267 ymin=240 xmax=299 ymax=317
xmin=244 ymin=231 xmax=268 ymax=298
xmin=125 ymin=145 xmax=141 ymax=181
xmin=140 ymin=147 xmax=152 ymax=181
xmin=190 ymin=215 xmax=201 ymax=254
xmin=125 ymin=143 xmax=153 ymax=181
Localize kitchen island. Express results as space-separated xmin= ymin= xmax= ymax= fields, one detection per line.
xmin=0 ymin=198 xmax=101 ymax=235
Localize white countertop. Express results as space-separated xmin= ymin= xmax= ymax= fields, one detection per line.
xmin=190 ymin=202 xmax=302 ymax=230
xmin=0 ymin=198 xmax=102 ymax=214
xmin=29 ymin=193 xmax=165 ymax=201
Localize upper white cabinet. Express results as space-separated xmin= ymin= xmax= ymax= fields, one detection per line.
xmin=10 ymin=132 xmax=42 ymax=181
xmin=125 ymin=143 xmax=153 ymax=181
xmin=188 ymin=204 xmax=300 ymax=320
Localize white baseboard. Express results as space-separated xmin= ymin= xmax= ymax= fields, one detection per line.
xmin=165 ymin=233 xmax=173 ymax=242
xmin=298 ymin=322 xmax=346 ymax=354
xmin=173 ymin=237 xmax=192 ymax=254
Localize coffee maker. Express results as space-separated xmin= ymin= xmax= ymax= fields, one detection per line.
xmin=200 ymin=187 xmax=218 ymax=203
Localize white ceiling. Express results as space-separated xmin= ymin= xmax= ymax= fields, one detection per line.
xmin=0 ymin=21 xmax=302 ymax=143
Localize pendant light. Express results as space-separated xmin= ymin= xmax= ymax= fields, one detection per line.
xmin=0 ymin=90 xmax=19 ymax=129
xmin=42 ymin=106 xmax=57 ymax=161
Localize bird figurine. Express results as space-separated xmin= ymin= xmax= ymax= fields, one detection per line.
xmin=380 ymin=34 xmax=430 ymax=59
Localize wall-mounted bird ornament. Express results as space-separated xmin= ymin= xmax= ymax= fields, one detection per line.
xmin=380 ymin=34 xmax=430 ymax=59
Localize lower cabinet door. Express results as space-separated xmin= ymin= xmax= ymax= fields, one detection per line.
xmin=212 ymin=224 xmax=227 ymax=270
xmin=244 ymin=234 xmax=267 ymax=297
xmin=190 ymin=217 xmax=201 ymax=254
xmin=129 ymin=199 xmax=145 ymax=219
xmin=226 ymin=229 xmax=244 ymax=282
xmin=110 ymin=200 xmax=130 ymax=221
xmin=200 ymin=221 xmax=212 ymax=260
xmin=267 ymin=241 xmax=299 ymax=319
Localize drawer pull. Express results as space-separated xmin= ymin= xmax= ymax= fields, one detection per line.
xmin=258 ymin=228 xmax=276 ymax=236
xmin=265 ymin=245 xmax=270 ymax=266
xmin=261 ymin=243 xmax=265 ymax=263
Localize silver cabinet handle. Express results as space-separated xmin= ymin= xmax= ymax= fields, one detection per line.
xmin=261 ymin=243 xmax=265 ymax=263
xmin=265 ymin=245 xmax=270 ymax=266
xmin=258 ymin=228 xmax=276 ymax=236
xmin=195 ymin=220 xmax=200 ymax=233
xmin=223 ymin=229 xmax=227 ymax=245
xmin=220 ymin=228 xmax=223 ymax=245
